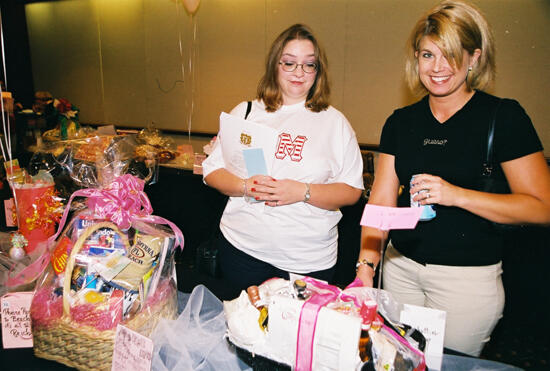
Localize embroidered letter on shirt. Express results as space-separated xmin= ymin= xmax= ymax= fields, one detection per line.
xmin=275 ymin=133 xmax=307 ymax=162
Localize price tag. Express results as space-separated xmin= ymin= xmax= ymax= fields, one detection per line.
xmin=360 ymin=204 xmax=422 ymax=231
xmin=400 ymin=304 xmax=446 ymax=370
xmin=1 ymin=292 xmax=34 ymax=348
xmin=111 ymin=324 xmax=154 ymax=371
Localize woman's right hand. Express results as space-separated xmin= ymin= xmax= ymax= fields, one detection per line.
xmin=245 ymin=174 xmax=277 ymax=201
xmin=355 ymin=268 xmax=375 ymax=288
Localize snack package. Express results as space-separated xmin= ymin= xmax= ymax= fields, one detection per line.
xmin=135 ymin=125 xmax=179 ymax=164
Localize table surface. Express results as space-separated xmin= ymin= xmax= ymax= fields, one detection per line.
xmin=1 ymin=288 xmax=523 ymax=371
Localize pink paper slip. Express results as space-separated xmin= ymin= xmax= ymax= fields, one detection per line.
xmin=360 ymin=204 xmax=422 ymax=231
xmin=111 ymin=324 xmax=154 ymax=371
xmin=1 ymin=292 xmax=34 ymax=348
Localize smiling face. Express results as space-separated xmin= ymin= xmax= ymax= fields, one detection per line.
xmin=416 ymin=36 xmax=480 ymax=100
xmin=277 ymin=39 xmax=317 ymax=105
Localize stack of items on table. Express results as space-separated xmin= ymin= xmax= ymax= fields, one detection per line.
xmin=225 ymin=276 xmax=427 ymax=371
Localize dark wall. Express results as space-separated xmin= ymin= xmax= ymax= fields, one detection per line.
xmin=1 ymin=0 xmax=34 ymax=107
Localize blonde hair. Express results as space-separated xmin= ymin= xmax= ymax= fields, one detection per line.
xmin=405 ymin=0 xmax=496 ymax=96
xmin=257 ymin=24 xmax=330 ymax=112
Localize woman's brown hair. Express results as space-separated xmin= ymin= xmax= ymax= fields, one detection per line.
xmin=257 ymin=24 xmax=330 ymax=112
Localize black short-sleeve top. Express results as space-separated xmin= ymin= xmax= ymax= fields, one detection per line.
xmin=379 ymin=90 xmax=543 ymax=266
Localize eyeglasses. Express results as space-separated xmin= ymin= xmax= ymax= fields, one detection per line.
xmin=279 ymin=61 xmax=318 ymax=74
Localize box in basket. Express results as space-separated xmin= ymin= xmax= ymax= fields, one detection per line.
xmin=29 ymin=174 xmax=184 ymax=371
xmin=225 ymin=277 xmax=364 ymax=370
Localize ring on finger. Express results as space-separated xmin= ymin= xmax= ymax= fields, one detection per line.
xmin=426 ymin=192 xmax=430 ymax=199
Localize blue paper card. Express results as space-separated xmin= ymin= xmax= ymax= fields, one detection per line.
xmin=243 ymin=148 xmax=268 ymax=176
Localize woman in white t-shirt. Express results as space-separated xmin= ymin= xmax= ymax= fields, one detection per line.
xmin=202 ymin=24 xmax=364 ymax=297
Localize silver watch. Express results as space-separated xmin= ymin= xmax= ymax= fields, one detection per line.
xmin=304 ymin=183 xmax=311 ymax=202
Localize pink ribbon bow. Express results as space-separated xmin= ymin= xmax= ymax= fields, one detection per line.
xmin=82 ymin=174 xmax=153 ymax=231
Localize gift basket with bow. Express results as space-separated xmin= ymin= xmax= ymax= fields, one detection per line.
xmin=28 ymin=174 xmax=183 ymax=371
xmin=3 ymin=133 xmax=160 ymax=293
xmin=224 ymin=276 xmax=426 ymax=371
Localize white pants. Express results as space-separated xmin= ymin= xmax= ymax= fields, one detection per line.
xmin=382 ymin=244 xmax=505 ymax=356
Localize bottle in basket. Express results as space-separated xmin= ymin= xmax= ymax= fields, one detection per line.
xmin=410 ymin=175 xmax=436 ymax=221
xmin=359 ymin=298 xmax=377 ymax=362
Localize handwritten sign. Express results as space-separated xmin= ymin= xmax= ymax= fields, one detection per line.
xmin=111 ymin=324 xmax=154 ymax=371
xmin=400 ymin=304 xmax=446 ymax=370
xmin=1 ymin=292 xmax=34 ymax=348
xmin=360 ymin=204 xmax=422 ymax=231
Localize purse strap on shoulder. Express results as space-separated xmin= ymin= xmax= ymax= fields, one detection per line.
xmin=244 ymin=101 xmax=252 ymax=119
xmin=482 ymin=98 xmax=502 ymax=176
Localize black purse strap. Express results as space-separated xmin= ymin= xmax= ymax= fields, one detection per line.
xmin=244 ymin=101 xmax=252 ymax=120
xmin=482 ymin=98 xmax=502 ymax=177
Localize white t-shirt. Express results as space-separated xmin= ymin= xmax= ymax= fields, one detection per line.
xmin=202 ymin=100 xmax=364 ymax=273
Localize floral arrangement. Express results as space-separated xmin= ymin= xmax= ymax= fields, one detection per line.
xmin=44 ymin=98 xmax=81 ymax=140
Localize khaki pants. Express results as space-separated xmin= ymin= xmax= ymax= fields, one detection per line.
xmin=383 ymin=244 xmax=504 ymax=356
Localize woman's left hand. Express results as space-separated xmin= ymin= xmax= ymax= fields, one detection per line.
xmin=410 ymin=174 xmax=461 ymax=207
xmin=251 ymin=177 xmax=307 ymax=207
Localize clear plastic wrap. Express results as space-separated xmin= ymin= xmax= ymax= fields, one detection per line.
xmin=4 ymin=135 xmax=160 ymax=292
xmin=28 ymin=134 xmax=159 ymax=197
xmin=28 ymin=174 xmax=184 ymax=370
xmin=136 ymin=125 xmax=178 ymax=164
xmin=0 ymin=232 xmax=34 ymax=297
xmin=370 ymin=324 xmax=426 ymax=371
xmin=30 ymin=218 xmax=178 ymax=333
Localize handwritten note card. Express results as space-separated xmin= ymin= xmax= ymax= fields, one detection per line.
xmin=400 ymin=304 xmax=446 ymax=370
xmin=111 ymin=324 xmax=154 ymax=371
xmin=1 ymin=292 xmax=34 ymax=348
xmin=360 ymin=204 xmax=422 ymax=231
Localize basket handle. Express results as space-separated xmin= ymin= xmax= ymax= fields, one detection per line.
xmin=62 ymin=221 xmax=131 ymax=316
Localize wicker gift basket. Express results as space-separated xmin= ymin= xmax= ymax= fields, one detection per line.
xmin=30 ymin=175 xmax=183 ymax=371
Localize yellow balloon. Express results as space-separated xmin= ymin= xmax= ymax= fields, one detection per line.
xmin=181 ymin=0 xmax=200 ymax=15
